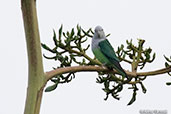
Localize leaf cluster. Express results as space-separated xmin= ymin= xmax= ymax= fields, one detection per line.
xmin=96 ymin=73 xmax=147 ymax=105
xmin=42 ymin=25 xmax=161 ymax=105
xmin=42 ymin=25 xmax=96 ymax=92
xmin=96 ymin=39 xmax=154 ymax=105
xmin=164 ymin=55 xmax=171 ymax=85
xmin=117 ymin=39 xmax=156 ymax=70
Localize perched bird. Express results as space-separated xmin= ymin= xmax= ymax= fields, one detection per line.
xmin=91 ymin=26 xmax=128 ymax=78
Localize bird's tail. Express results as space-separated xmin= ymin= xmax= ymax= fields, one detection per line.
xmin=112 ymin=64 xmax=129 ymax=79
xmin=118 ymin=68 xmax=129 ymax=79
xmin=108 ymin=58 xmax=129 ymax=79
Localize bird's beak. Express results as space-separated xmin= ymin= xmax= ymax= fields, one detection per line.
xmin=97 ymin=33 xmax=100 ymax=38
xmin=97 ymin=31 xmax=102 ymax=38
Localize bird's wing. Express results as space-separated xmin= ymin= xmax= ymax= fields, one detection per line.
xmin=99 ymin=39 xmax=128 ymax=78
xmin=99 ymin=39 xmax=120 ymax=62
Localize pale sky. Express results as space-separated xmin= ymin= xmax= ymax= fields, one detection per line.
xmin=0 ymin=0 xmax=171 ymax=114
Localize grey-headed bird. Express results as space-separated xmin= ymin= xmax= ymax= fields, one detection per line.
xmin=91 ymin=26 xmax=128 ymax=78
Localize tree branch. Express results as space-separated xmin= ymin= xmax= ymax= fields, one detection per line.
xmin=45 ymin=66 xmax=171 ymax=82
xmin=59 ymin=43 xmax=101 ymax=65
xmin=137 ymin=66 xmax=171 ymax=76
xmin=21 ymin=0 xmax=45 ymax=114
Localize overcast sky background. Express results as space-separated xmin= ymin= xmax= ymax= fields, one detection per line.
xmin=0 ymin=0 xmax=171 ymax=114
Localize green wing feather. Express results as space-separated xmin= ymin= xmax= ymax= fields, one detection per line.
xmin=99 ymin=39 xmax=128 ymax=78
xmin=99 ymin=39 xmax=120 ymax=62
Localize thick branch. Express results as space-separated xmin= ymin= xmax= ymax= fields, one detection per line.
xmin=45 ymin=66 xmax=171 ymax=82
xmin=21 ymin=0 xmax=45 ymax=114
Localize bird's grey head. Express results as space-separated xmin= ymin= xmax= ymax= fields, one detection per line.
xmin=93 ymin=26 xmax=106 ymax=39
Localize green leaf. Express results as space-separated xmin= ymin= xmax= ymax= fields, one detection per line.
xmin=66 ymin=31 xmax=70 ymax=37
xmin=83 ymin=44 xmax=90 ymax=51
xmin=147 ymin=48 xmax=152 ymax=53
xmin=59 ymin=24 xmax=63 ymax=41
xmin=145 ymin=52 xmax=150 ymax=60
xmin=120 ymin=44 xmax=124 ymax=50
xmin=111 ymin=93 xmax=120 ymax=100
xmin=53 ymin=30 xmax=58 ymax=46
xmin=106 ymin=34 xmax=110 ymax=37
xmin=116 ymin=85 xmax=123 ymax=93
xmin=43 ymin=54 xmax=57 ymax=60
xmin=41 ymin=43 xmax=49 ymax=50
xmin=139 ymin=82 xmax=147 ymax=93
xmin=70 ymin=28 xmax=75 ymax=38
xmin=164 ymin=55 xmax=171 ymax=62
xmin=45 ymin=79 xmax=60 ymax=92
xmin=102 ymin=88 xmax=110 ymax=93
xmin=82 ymin=58 xmax=86 ymax=65
xmin=165 ymin=62 xmax=169 ymax=67
xmin=139 ymin=76 xmax=147 ymax=81
xmin=166 ymin=82 xmax=171 ymax=86
xmin=63 ymin=32 xmax=67 ymax=38
xmin=168 ymin=72 xmax=171 ymax=76
xmin=45 ymin=82 xmax=59 ymax=92
xmin=81 ymin=37 xmax=88 ymax=43
xmin=77 ymin=25 xmax=81 ymax=36
xmin=41 ymin=43 xmax=56 ymax=53
xmin=150 ymin=53 xmax=156 ymax=62
xmin=51 ymin=78 xmax=59 ymax=83
xmin=90 ymin=28 xmax=94 ymax=34
xmin=122 ymin=53 xmax=126 ymax=59
xmin=127 ymin=91 xmax=136 ymax=105
xmin=81 ymin=28 xmax=87 ymax=35
xmin=104 ymin=81 xmax=109 ymax=88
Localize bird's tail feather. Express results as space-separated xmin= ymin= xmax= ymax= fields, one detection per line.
xmin=108 ymin=58 xmax=129 ymax=79
xmin=109 ymin=63 xmax=128 ymax=79
xmin=113 ymin=65 xmax=128 ymax=79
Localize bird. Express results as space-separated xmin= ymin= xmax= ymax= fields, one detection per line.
xmin=91 ymin=26 xmax=128 ymax=79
